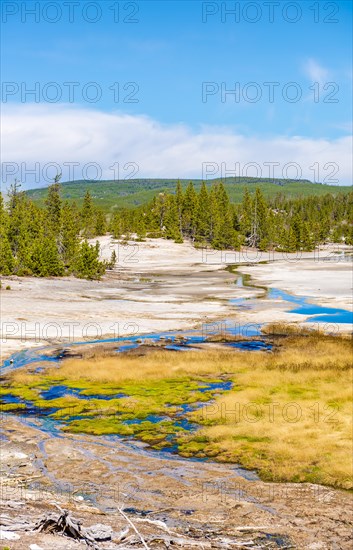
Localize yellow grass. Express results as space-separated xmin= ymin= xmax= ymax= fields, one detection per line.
xmin=8 ymin=330 xmax=353 ymax=488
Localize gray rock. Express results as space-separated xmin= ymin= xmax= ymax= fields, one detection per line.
xmin=86 ymin=523 xmax=113 ymax=541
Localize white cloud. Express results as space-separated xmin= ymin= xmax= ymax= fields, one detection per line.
xmin=1 ymin=103 xmax=351 ymax=189
xmin=303 ymin=58 xmax=330 ymax=85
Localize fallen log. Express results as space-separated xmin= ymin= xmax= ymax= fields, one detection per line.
xmin=33 ymin=504 xmax=99 ymax=548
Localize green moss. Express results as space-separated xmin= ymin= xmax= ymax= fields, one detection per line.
xmin=177 ymin=440 xmax=222 ymax=459
xmin=286 ymin=385 xmax=319 ymax=399
xmin=2 ymin=386 xmax=40 ymax=401
xmin=3 ymin=373 xmax=232 ymax=450
xmin=0 ymin=402 xmax=26 ymax=412
xmin=63 ymin=418 xmax=135 ymax=436
xmin=232 ymin=434 xmax=272 ymax=443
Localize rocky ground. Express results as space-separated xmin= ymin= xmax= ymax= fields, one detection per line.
xmin=1 ymin=416 xmax=352 ymax=549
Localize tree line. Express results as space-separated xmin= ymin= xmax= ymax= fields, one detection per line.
xmin=1 ymin=180 xmax=352 ymax=279
xmin=0 ymin=178 xmax=111 ymax=279
xmin=110 ymin=181 xmax=353 ymax=252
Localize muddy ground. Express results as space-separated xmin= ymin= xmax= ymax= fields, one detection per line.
xmin=1 ymin=416 xmax=352 ymax=549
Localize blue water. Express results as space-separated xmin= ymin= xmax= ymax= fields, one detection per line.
xmin=117 ymin=344 xmax=139 ymax=353
xmin=267 ymin=288 xmax=352 ymax=324
xmin=0 ymin=323 xmax=266 ymax=376
xmin=123 ymin=415 xmax=169 ymax=425
xmin=229 ymin=278 xmax=352 ymax=325
xmin=226 ymin=340 xmax=272 ymax=351
xmin=1 ymin=348 xmax=62 ymax=373
xmin=40 ymin=385 xmax=127 ymax=401
xmin=198 ymin=381 xmax=233 ymax=393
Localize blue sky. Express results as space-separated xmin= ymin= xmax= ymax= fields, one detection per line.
xmin=1 ymin=1 xmax=352 ymax=187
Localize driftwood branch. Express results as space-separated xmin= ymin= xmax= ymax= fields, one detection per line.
xmin=118 ymin=507 xmax=150 ymax=549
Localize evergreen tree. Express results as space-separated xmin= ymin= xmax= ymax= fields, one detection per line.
xmin=61 ymin=201 xmax=79 ymax=268
xmin=252 ymin=188 xmax=268 ymax=247
xmin=95 ymin=209 xmax=107 ymax=236
xmin=284 ymin=227 xmax=298 ymax=252
xmin=291 ymin=213 xmax=302 ymax=245
xmin=208 ymin=184 xmax=220 ymax=241
xmin=7 ymin=179 xmax=23 ymax=213
xmin=175 ymin=180 xmax=184 ymax=236
xmin=0 ymin=192 xmax=9 ymax=231
xmin=301 ymin=222 xmax=315 ymax=251
xmin=108 ymin=249 xmax=117 ymax=269
xmin=148 ymin=193 xmax=167 ymax=232
xmin=164 ymin=195 xmax=182 ymax=241
xmin=45 ymin=177 xmax=62 ymax=234
xmin=344 ymin=224 xmax=353 ymax=246
xmin=81 ymin=191 xmax=95 ymax=238
xmin=240 ymin=188 xmax=253 ymax=238
xmin=135 ymin=212 xmax=147 ymax=241
xmin=30 ymin=236 xmax=64 ymax=277
xmin=182 ymin=182 xmax=198 ymax=239
xmin=74 ymin=240 xmax=106 ymax=280
xmin=0 ymin=231 xmax=14 ymax=275
xmin=196 ymin=182 xmax=210 ymax=241
xmin=216 ymin=182 xmax=229 ymax=213
xmin=7 ymin=185 xmax=26 ymax=255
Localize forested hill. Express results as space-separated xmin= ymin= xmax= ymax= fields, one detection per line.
xmin=26 ymin=177 xmax=352 ymax=211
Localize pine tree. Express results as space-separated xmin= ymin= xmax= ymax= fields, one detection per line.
xmin=45 ymin=177 xmax=62 ymax=234
xmin=344 ymin=224 xmax=353 ymax=246
xmin=0 ymin=231 xmax=14 ymax=275
xmin=196 ymin=182 xmax=210 ymax=241
xmin=262 ymin=209 xmax=276 ymax=250
xmin=285 ymin=227 xmax=298 ymax=252
xmin=95 ymin=209 xmax=107 ymax=235
xmin=212 ymin=207 xmax=239 ymax=250
xmin=152 ymin=193 xmax=167 ymax=232
xmin=182 ymin=182 xmax=198 ymax=239
xmin=81 ymin=191 xmax=95 ymax=238
xmin=255 ymin=188 xmax=268 ymax=245
xmin=7 ymin=179 xmax=23 ymax=213
xmin=164 ymin=195 xmax=182 ymax=241
xmin=110 ymin=211 xmax=123 ymax=239
xmin=61 ymin=201 xmax=79 ymax=268
xmin=216 ymin=182 xmax=229 ymax=213
xmin=108 ymin=249 xmax=117 ymax=269
xmin=7 ymin=184 xmax=26 ymax=255
xmin=30 ymin=236 xmax=64 ymax=277
xmin=0 ymin=192 xmax=9 ymax=231
xmin=175 ymin=180 xmax=184 ymax=236
xmin=232 ymin=205 xmax=241 ymax=232
xmin=74 ymin=240 xmax=105 ymax=280
xmin=301 ymin=222 xmax=315 ymax=251
xmin=240 ymin=188 xmax=252 ymax=238
xmin=331 ymin=225 xmax=343 ymax=244
xmin=208 ymin=185 xmax=219 ymax=242
xmin=291 ymin=213 xmax=302 ymax=245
